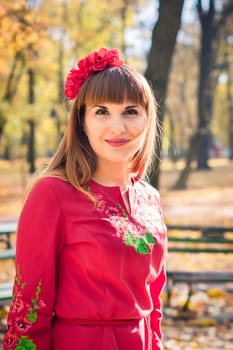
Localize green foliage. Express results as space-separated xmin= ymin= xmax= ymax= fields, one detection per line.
xmin=135 ymin=237 xmax=150 ymax=254
xmin=27 ymin=312 xmax=38 ymax=323
xmin=0 ymin=0 xmax=148 ymax=161
xmin=145 ymin=232 xmax=155 ymax=244
xmin=125 ymin=232 xmax=137 ymax=246
xmin=16 ymin=336 xmax=36 ymax=350
xmin=125 ymin=232 xmax=156 ymax=255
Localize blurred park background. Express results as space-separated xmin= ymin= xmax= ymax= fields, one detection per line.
xmin=0 ymin=0 xmax=233 ymax=349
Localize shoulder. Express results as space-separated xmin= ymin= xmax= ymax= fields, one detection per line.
xmin=22 ymin=177 xmax=85 ymax=218
xmin=134 ymin=179 xmax=162 ymax=209
xmin=134 ymin=180 xmax=166 ymax=221
xmin=29 ymin=176 xmax=70 ymax=196
xmin=135 ymin=179 xmax=161 ymax=198
xmin=34 ymin=176 xmax=70 ymax=190
xmin=25 ymin=177 xmax=78 ymax=206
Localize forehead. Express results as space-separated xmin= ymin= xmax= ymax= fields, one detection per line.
xmin=81 ymin=66 xmax=149 ymax=109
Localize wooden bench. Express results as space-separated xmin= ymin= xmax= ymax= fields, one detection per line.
xmin=167 ymin=224 xmax=233 ymax=253
xmin=0 ymin=246 xmax=15 ymax=306
xmin=0 ymin=223 xmax=16 ymax=306
xmin=0 ymin=222 xmax=17 ymax=249
xmin=0 ymin=222 xmax=17 ymax=261
xmin=0 ymin=223 xmax=233 ymax=309
xmin=0 ymin=282 xmax=14 ymax=306
xmin=166 ymin=270 xmax=233 ymax=312
xmin=166 ymin=225 xmax=233 ymax=311
xmin=0 ymin=248 xmax=16 ymax=261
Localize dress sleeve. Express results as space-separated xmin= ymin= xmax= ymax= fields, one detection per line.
xmin=150 ymin=264 xmax=166 ymax=350
xmin=3 ymin=179 xmax=65 ymax=350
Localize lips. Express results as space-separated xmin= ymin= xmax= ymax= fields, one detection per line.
xmin=105 ymin=139 xmax=130 ymax=147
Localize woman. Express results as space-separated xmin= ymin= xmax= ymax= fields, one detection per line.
xmin=4 ymin=48 xmax=167 ymax=350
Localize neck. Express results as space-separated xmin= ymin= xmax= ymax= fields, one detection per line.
xmin=92 ymin=163 xmax=131 ymax=192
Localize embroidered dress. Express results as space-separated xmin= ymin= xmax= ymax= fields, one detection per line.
xmin=4 ymin=177 xmax=167 ymax=350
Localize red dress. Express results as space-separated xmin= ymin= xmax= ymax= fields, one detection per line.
xmin=4 ymin=177 xmax=167 ymax=350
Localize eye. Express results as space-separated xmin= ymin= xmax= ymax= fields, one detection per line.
xmin=95 ymin=108 xmax=108 ymax=115
xmin=125 ymin=108 xmax=138 ymax=116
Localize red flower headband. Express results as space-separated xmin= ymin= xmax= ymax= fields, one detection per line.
xmin=64 ymin=48 xmax=123 ymax=101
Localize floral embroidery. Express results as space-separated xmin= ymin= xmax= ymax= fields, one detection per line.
xmin=132 ymin=186 xmax=166 ymax=235
xmin=125 ymin=231 xmax=155 ymax=254
xmin=4 ymin=268 xmax=45 ymax=350
xmin=117 ymin=203 xmax=156 ymax=254
xmin=87 ymin=185 xmax=159 ymax=255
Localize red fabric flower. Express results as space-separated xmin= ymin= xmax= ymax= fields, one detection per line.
xmin=14 ymin=316 xmax=33 ymax=333
xmin=10 ymin=294 xmax=29 ymax=315
xmin=3 ymin=331 xmax=18 ymax=349
xmin=65 ymin=48 xmax=123 ymax=100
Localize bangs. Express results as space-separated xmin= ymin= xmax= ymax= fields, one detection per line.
xmin=78 ymin=65 xmax=149 ymax=109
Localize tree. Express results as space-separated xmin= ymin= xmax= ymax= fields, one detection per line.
xmin=0 ymin=0 xmax=48 ymax=161
xmin=226 ymin=52 xmax=233 ymax=160
xmin=195 ymin=0 xmax=216 ymax=170
xmin=216 ymin=0 xmax=233 ymax=160
xmin=145 ymin=0 xmax=185 ymax=189
xmin=174 ymin=0 xmax=216 ymax=189
xmin=166 ymin=27 xmax=200 ymax=163
xmin=175 ymin=0 xmax=233 ymax=188
xmin=27 ymin=67 xmax=36 ymax=174
xmin=0 ymin=0 xmax=163 ymax=166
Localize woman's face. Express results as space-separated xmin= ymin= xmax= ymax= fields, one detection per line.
xmin=83 ymin=101 xmax=147 ymax=168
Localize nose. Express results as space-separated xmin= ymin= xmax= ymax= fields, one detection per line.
xmin=110 ymin=116 xmax=126 ymax=134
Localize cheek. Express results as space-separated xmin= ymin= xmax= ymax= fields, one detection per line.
xmin=83 ymin=119 xmax=96 ymax=140
xmin=85 ymin=130 xmax=98 ymax=147
xmin=130 ymin=118 xmax=147 ymax=136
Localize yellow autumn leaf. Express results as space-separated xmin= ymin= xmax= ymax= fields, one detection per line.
xmin=207 ymin=288 xmax=225 ymax=298
xmin=189 ymin=318 xmax=216 ymax=327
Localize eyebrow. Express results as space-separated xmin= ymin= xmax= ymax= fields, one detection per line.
xmin=125 ymin=105 xmax=139 ymax=109
xmin=91 ymin=104 xmax=108 ymax=109
xmin=91 ymin=104 xmax=139 ymax=109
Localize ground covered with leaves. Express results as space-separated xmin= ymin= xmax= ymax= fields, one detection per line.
xmin=160 ymin=158 xmax=233 ymax=349
xmin=0 ymin=158 xmax=232 ymax=349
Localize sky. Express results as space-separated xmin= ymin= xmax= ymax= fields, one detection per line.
xmin=125 ymin=0 xmax=200 ymax=59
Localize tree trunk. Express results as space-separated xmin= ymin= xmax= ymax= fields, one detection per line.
xmin=0 ymin=52 xmax=25 ymax=153
xmin=3 ymin=52 xmax=25 ymax=101
xmin=173 ymin=132 xmax=203 ymax=189
xmin=196 ymin=0 xmax=215 ymax=170
xmin=174 ymin=0 xmax=216 ymax=188
xmin=53 ymin=0 xmax=67 ymax=145
xmin=167 ymin=108 xmax=179 ymax=164
xmin=216 ymin=0 xmax=233 ymax=160
xmin=226 ymin=52 xmax=233 ymax=160
xmin=58 ymin=38 xmax=64 ymax=105
xmin=0 ymin=111 xmax=6 ymax=143
xmin=58 ymin=0 xmax=67 ymax=104
xmin=145 ymin=0 xmax=184 ymax=189
xmin=27 ymin=119 xmax=36 ymax=173
xmin=120 ymin=0 xmax=129 ymax=56
xmin=229 ymin=113 xmax=233 ymax=161
xmin=27 ymin=68 xmax=36 ymax=174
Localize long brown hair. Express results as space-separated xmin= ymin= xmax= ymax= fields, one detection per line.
xmin=30 ymin=65 xmax=159 ymax=196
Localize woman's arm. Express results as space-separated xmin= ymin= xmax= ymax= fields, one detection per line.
xmin=150 ymin=264 xmax=166 ymax=350
xmin=4 ymin=179 xmax=65 ymax=350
